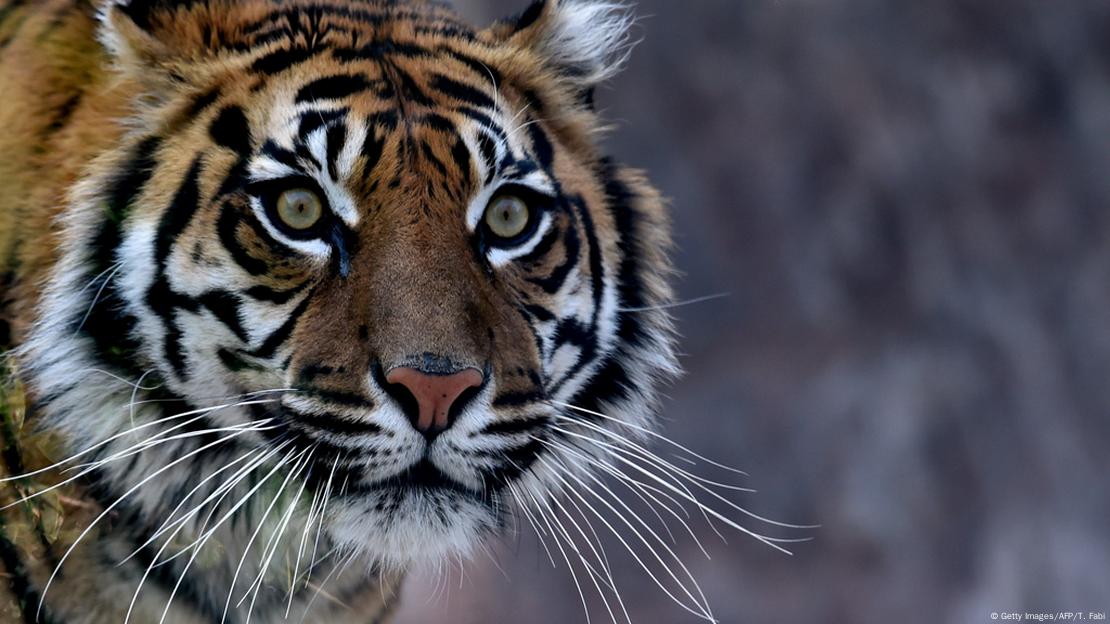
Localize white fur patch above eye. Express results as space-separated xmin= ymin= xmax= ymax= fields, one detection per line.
xmin=538 ymin=1 xmax=635 ymax=85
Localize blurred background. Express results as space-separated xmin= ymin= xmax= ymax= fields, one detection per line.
xmin=397 ymin=1 xmax=1110 ymax=622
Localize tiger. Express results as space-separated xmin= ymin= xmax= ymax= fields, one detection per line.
xmin=0 ymin=0 xmax=706 ymax=622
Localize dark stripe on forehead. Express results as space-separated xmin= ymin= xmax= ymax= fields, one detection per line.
xmin=420 ymin=141 xmax=448 ymax=177
xmin=450 ymin=135 xmax=473 ymax=187
xmin=186 ymin=87 xmax=221 ymax=117
xmin=251 ymin=46 xmax=321 ymax=75
xmin=476 ymin=132 xmax=497 ymax=184
xmin=526 ymin=121 xmax=554 ymax=170
xmin=429 ymin=74 xmax=496 ymax=110
xmin=296 ymin=74 xmax=374 ymax=103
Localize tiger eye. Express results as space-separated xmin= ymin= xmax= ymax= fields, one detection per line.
xmin=275 ymin=188 xmax=323 ymax=230
xmin=484 ymin=195 xmax=531 ymax=240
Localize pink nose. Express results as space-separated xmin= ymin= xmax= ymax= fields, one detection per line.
xmin=385 ymin=367 xmax=484 ymax=433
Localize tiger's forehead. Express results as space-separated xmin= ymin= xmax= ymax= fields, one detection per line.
xmin=239 ymin=51 xmax=557 ymax=217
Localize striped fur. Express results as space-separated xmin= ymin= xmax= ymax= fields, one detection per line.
xmin=0 ymin=1 xmax=676 ymax=622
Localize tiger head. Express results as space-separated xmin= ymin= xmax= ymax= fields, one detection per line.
xmin=25 ymin=0 xmax=676 ymax=569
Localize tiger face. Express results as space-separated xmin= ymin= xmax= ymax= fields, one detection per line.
xmin=22 ymin=0 xmax=676 ymax=574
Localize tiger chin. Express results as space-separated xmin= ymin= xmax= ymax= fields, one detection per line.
xmin=0 ymin=0 xmax=681 ymax=623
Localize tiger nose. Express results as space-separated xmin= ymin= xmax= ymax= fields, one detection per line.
xmin=385 ymin=367 xmax=484 ymax=435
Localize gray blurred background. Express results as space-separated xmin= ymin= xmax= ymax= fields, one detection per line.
xmin=397 ymin=1 xmax=1110 ymax=622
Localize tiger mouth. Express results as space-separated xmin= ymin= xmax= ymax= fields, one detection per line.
xmin=351 ymin=459 xmax=485 ymax=499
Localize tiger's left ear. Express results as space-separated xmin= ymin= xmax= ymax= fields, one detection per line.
xmin=97 ymin=1 xmax=244 ymax=81
xmin=489 ymin=1 xmax=634 ymax=97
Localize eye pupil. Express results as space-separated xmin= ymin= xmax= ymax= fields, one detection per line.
xmin=276 ymin=188 xmax=323 ymax=230
xmin=484 ymin=195 xmax=531 ymax=241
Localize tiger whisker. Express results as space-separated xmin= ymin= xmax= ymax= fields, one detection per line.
xmin=38 ymin=425 xmax=266 ymax=622
xmin=72 ymin=262 xmax=124 ymax=334
xmin=156 ymin=442 xmax=300 ymax=624
xmin=557 ymin=424 xmax=810 ymax=550
xmin=0 ymin=396 xmax=282 ymax=485
xmin=549 ymin=418 xmax=730 ymax=541
xmin=287 ymin=467 xmax=325 ymax=616
xmin=536 ymin=452 xmax=705 ymax=623
xmin=506 ymin=482 xmax=558 ymax=569
xmin=3 ymin=415 xmax=277 ymax=517
xmin=550 ymin=400 xmax=750 ymax=477
xmin=306 ymin=453 xmax=341 ymax=589
xmin=123 ymin=446 xmax=275 ymax=623
xmin=555 ymin=420 xmax=816 ymax=533
xmin=537 ymin=453 xmax=717 ymax=623
xmin=617 ymin=292 xmax=731 ymax=313
xmin=72 ymin=416 xmax=280 ymax=476
xmin=121 ymin=445 xmax=272 ymax=566
xmin=518 ymin=483 xmax=595 ymax=624
xmin=242 ymin=446 xmax=315 ymax=624
xmin=536 ymin=475 xmax=630 ymax=624
xmin=541 ymin=492 xmax=622 ymax=624
xmin=220 ymin=447 xmax=312 ymax=623
xmin=299 ymin=546 xmax=358 ymax=623
xmin=543 ymin=436 xmax=712 ymax=560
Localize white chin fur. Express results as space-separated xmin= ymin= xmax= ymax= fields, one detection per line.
xmin=328 ymin=489 xmax=494 ymax=569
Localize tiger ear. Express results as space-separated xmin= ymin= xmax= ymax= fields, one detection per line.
xmin=97 ymin=1 xmax=231 ymax=78
xmin=492 ymin=0 xmax=635 ymax=89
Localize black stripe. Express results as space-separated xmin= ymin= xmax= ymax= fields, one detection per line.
xmin=526 ymin=120 xmax=555 ymax=170
xmin=517 ymin=226 xmax=560 ymax=265
xmin=81 ymin=137 xmax=162 ymax=376
xmin=244 ymin=282 xmax=307 ymax=304
xmin=154 ymin=157 xmax=204 ymax=263
xmin=476 ymin=131 xmax=497 ymax=184
xmin=251 ymin=46 xmax=320 ymax=75
xmin=430 ymin=74 xmax=496 ymax=110
xmin=209 ymin=105 xmax=251 ymax=155
xmin=298 ymin=108 xmax=346 ymax=138
xmin=287 ymin=408 xmax=382 ymax=436
xmin=247 ymin=289 xmax=313 ymax=359
xmin=296 ymin=74 xmax=374 ymax=103
xmin=601 ymin=159 xmax=650 ymax=347
xmin=450 ymin=136 xmax=472 ymax=187
xmin=217 ymin=204 xmax=269 ymax=276
xmin=326 ymin=123 xmax=347 ymax=180
xmin=527 ymin=214 xmax=580 ymax=293
xmin=571 ymin=195 xmax=606 ymax=327
xmin=260 ymin=140 xmax=302 ymax=171
xmin=420 ymin=141 xmax=447 ymax=177
xmin=186 ymin=86 xmax=221 ymax=117
xmin=197 ymin=290 xmax=247 ymax=342
xmin=480 ymin=415 xmax=548 ymax=436
xmin=491 ymin=391 xmax=545 ymax=408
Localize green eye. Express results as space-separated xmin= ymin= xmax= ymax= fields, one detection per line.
xmin=484 ymin=194 xmax=531 ymax=241
xmin=276 ymin=188 xmax=323 ymax=230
